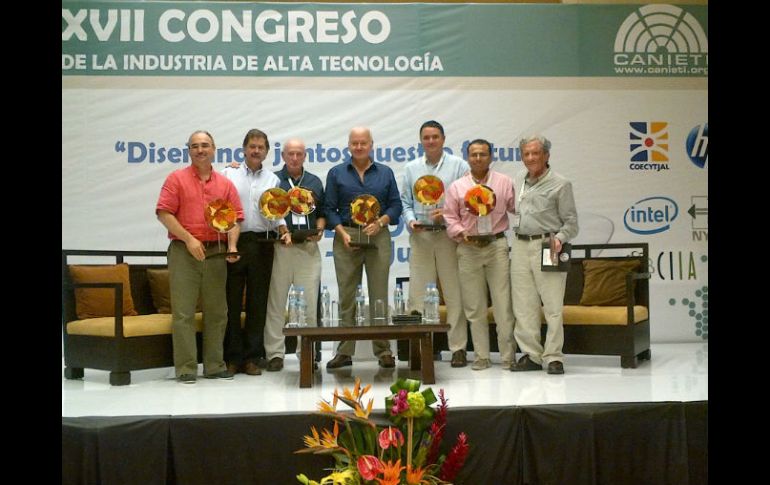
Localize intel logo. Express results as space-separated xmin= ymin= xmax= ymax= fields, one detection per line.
xmin=624 ymin=196 xmax=678 ymax=235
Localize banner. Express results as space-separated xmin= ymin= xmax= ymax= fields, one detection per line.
xmin=62 ymin=2 xmax=708 ymax=343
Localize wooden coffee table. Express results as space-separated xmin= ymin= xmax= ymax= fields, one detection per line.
xmin=283 ymin=324 xmax=449 ymax=388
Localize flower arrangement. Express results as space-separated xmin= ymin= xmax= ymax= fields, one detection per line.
xmin=296 ymin=377 xmax=470 ymax=485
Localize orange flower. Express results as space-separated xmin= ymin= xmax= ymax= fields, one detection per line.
xmin=302 ymin=426 xmax=322 ymax=448
xmin=405 ymin=464 xmax=428 ymax=485
xmin=375 ymin=459 xmax=405 ymax=485
xmin=353 ymin=398 xmax=374 ymax=419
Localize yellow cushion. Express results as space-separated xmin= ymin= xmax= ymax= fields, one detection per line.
xmin=66 ymin=313 xmax=205 ymax=337
xmin=561 ymin=305 xmax=648 ymax=325
xmin=69 ymin=264 xmax=138 ymax=319
xmin=579 ymin=259 xmax=641 ymax=306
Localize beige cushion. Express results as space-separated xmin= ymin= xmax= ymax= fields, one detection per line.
xmin=579 ymin=259 xmax=641 ymax=306
xmin=69 ymin=264 xmax=138 ymax=319
xmin=562 ymin=305 xmax=649 ymax=325
xmin=66 ymin=313 xmax=205 ymax=337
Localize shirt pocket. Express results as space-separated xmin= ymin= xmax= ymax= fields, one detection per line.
xmin=527 ymin=191 xmax=555 ymax=214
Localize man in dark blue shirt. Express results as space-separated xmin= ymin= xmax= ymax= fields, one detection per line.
xmin=323 ymin=127 xmax=402 ymax=369
xmin=263 ymin=138 xmax=326 ymax=372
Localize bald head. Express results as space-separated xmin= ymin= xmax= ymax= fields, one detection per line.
xmin=348 ymin=126 xmax=373 ymax=164
xmin=349 ymin=126 xmax=372 ymax=143
xmin=282 ymin=138 xmax=307 ymax=178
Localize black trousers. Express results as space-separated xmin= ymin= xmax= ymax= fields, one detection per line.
xmin=223 ymin=232 xmax=275 ymax=365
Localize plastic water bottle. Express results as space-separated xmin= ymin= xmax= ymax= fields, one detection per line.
xmin=355 ymin=284 xmax=367 ymax=326
xmin=394 ymin=283 xmax=405 ymax=316
xmin=296 ymin=285 xmax=307 ymax=327
xmin=423 ymin=283 xmax=439 ymax=324
xmin=286 ymin=284 xmax=298 ymax=328
xmin=320 ymin=285 xmax=331 ymax=327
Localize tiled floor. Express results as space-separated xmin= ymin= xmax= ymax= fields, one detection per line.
xmin=62 ymin=342 xmax=707 ymax=417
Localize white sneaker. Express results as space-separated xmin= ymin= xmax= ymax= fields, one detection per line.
xmin=471 ymin=358 xmax=491 ymax=370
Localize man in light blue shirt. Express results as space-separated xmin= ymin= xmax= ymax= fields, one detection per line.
xmin=401 ymin=120 xmax=470 ymax=367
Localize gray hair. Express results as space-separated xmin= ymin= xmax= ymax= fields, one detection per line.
xmin=518 ymin=135 xmax=551 ymax=153
xmin=187 ymin=130 xmax=215 ymax=147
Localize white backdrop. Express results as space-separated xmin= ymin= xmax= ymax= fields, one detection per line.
xmin=63 ymin=2 xmax=708 ymax=343
xmin=62 ymin=77 xmax=707 ymax=342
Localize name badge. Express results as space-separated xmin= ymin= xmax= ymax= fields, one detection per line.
xmin=511 ymin=213 xmax=521 ymax=228
xmin=292 ymin=213 xmax=307 ymax=225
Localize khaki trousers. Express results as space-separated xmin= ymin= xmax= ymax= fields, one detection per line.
xmin=264 ymin=241 xmax=322 ymax=360
xmin=407 ymin=230 xmax=467 ymax=352
xmin=168 ymin=240 xmax=228 ymax=377
xmin=456 ymin=237 xmax=515 ymax=362
xmin=332 ymin=228 xmax=392 ymax=358
xmin=511 ymin=238 xmax=567 ymax=366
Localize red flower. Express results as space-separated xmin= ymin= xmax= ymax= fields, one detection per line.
xmin=357 ymin=455 xmax=383 ymax=480
xmin=439 ymin=432 xmax=470 ymax=482
xmin=378 ymin=427 xmax=405 ymax=450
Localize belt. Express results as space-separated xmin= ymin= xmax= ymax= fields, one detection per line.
xmin=515 ymin=233 xmax=549 ymax=241
xmin=241 ymin=231 xmax=280 ymax=241
xmin=467 ymin=232 xmax=506 ymax=247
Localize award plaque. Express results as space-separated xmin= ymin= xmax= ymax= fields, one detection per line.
xmin=413 ymin=175 xmax=446 ymax=230
xmin=349 ymin=194 xmax=380 ymax=249
xmin=203 ymin=199 xmax=237 ymax=257
xmin=541 ymin=238 xmax=572 ymax=272
xmin=287 ymin=186 xmax=319 ymax=243
xmin=258 ymin=188 xmax=290 ymax=242
xmin=463 ymin=184 xmax=497 ymax=242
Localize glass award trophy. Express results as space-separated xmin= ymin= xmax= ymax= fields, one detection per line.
xmin=349 ymin=194 xmax=380 ymax=249
xmin=413 ymin=175 xmax=446 ymax=230
xmin=258 ymin=187 xmax=290 ymax=242
xmin=463 ymin=184 xmax=497 ymax=246
xmin=203 ymin=198 xmax=241 ymax=258
xmin=287 ymin=186 xmax=321 ymax=243
xmin=541 ymin=236 xmax=572 ymax=272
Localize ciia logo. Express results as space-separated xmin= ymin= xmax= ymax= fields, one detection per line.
xmin=686 ymin=123 xmax=708 ymax=168
xmin=629 ymin=122 xmax=669 ymax=171
xmin=624 ymin=196 xmax=678 ymax=235
xmin=613 ymin=4 xmax=708 ymax=76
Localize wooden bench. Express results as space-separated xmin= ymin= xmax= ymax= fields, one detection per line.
xmin=283 ymin=324 xmax=449 ymax=388
xmin=397 ymin=242 xmax=651 ymax=368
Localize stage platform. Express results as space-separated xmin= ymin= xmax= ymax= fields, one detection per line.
xmin=62 ymin=342 xmax=708 ymax=484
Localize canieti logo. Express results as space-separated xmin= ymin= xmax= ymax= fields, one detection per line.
xmin=686 ymin=123 xmax=708 ymax=168
xmin=629 ymin=122 xmax=669 ymax=171
xmin=624 ymin=196 xmax=678 ymax=235
xmin=613 ymin=4 xmax=708 ymax=76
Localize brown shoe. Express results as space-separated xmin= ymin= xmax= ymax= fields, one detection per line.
xmin=378 ymin=354 xmax=395 ymax=368
xmin=244 ymin=361 xmax=262 ymax=375
xmin=226 ymin=363 xmax=240 ymax=375
xmin=547 ymin=361 xmax=565 ymax=375
xmin=450 ymin=350 xmax=467 ymax=368
xmin=326 ymin=354 xmax=352 ymax=369
xmin=510 ymin=354 xmax=543 ymax=372
xmin=266 ymin=357 xmax=284 ymax=372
